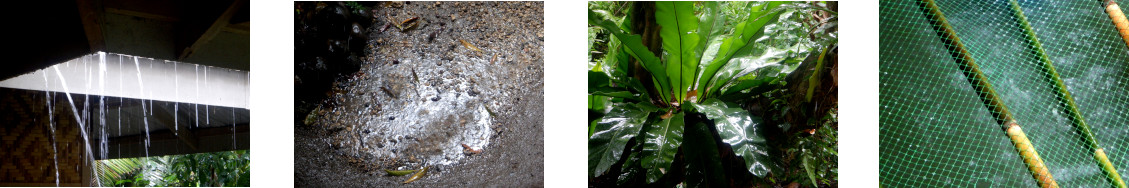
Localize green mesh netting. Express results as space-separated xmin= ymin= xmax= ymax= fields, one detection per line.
xmin=881 ymin=0 xmax=1129 ymax=187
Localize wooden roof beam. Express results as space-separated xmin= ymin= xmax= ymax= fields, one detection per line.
xmin=223 ymin=21 xmax=250 ymax=35
xmin=76 ymin=0 xmax=106 ymax=52
xmin=178 ymin=0 xmax=245 ymax=60
xmin=106 ymin=7 xmax=179 ymax=22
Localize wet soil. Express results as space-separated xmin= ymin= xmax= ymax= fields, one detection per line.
xmin=295 ymin=1 xmax=543 ymax=187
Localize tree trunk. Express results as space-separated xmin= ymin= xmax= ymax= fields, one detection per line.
xmin=629 ymin=2 xmax=665 ymax=106
xmin=781 ymin=45 xmax=838 ymax=134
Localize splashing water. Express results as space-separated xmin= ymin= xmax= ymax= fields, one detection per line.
xmin=98 ymin=52 xmax=108 ymax=163
xmin=117 ymin=55 xmax=122 ymax=158
xmin=174 ymin=61 xmax=178 ymax=134
xmin=43 ymin=69 xmax=59 ymax=187
xmin=195 ymin=65 xmax=199 ymax=128
xmin=233 ymin=108 xmax=237 ymax=150
xmin=134 ymin=57 xmax=150 ymax=157
xmin=205 ymin=67 xmax=209 ymax=126
xmin=52 ymin=66 xmax=101 ymax=187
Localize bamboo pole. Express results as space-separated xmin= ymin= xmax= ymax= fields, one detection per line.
xmin=1008 ymin=1 xmax=1126 ymax=187
xmin=1105 ymin=0 xmax=1129 ymax=49
xmin=916 ymin=0 xmax=1058 ymax=187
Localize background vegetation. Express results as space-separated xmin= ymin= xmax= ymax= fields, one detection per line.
xmin=97 ymin=150 xmax=250 ymax=187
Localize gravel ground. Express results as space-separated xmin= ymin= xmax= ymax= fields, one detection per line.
xmin=295 ymin=1 xmax=544 ymax=187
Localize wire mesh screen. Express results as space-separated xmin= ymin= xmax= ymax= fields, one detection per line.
xmin=880 ymin=0 xmax=1129 ymax=187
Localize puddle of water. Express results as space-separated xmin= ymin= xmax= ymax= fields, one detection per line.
xmin=318 ymin=53 xmax=500 ymax=170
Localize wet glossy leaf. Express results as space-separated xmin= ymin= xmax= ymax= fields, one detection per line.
xmin=705 ymin=14 xmax=806 ymax=97
xmin=696 ymin=2 xmax=788 ymax=98
xmin=709 ymin=6 xmax=813 ymax=98
xmin=589 ymin=102 xmax=656 ymax=177
xmin=688 ymin=98 xmax=774 ymax=177
xmin=641 ymin=112 xmax=684 ymax=183
xmin=719 ymin=62 xmax=792 ymax=96
xmin=707 ymin=49 xmax=789 ymax=97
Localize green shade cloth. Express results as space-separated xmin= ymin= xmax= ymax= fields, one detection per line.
xmin=881 ymin=0 xmax=1129 ymax=187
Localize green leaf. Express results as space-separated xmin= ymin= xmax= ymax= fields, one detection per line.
xmin=697 ymin=2 xmax=788 ymax=98
xmin=589 ymin=95 xmax=610 ymax=113
xmin=803 ymin=151 xmax=818 ymax=187
xmin=688 ymin=98 xmax=774 ymax=177
xmin=655 ymin=1 xmax=701 ymax=103
xmin=633 ymin=100 xmax=664 ymax=113
xmin=618 ymin=2 xmax=636 ymax=33
xmin=625 ymin=77 xmax=652 ymax=102
xmin=684 ymin=120 xmax=726 ymax=187
xmin=718 ymin=61 xmax=793 ymax=96
xmin=709 ymin=6 xmax=813 ymax=98
xmin=588 ymin=71 xmax=641 ymax=100
xmin=589 ymin=71 xmax=611 ymax=88
xmin=589 ymin=71 xmax=628 ymax=110
xmin=694 ymin=2 xmax=728 ymax=90
xmin=603 ymin=33 xmax=631 ymax=81
xmin=589 ymin=9 xmax=620 ymax=26
xmin=696 ymin=2 xmax=724 ymax=57
xmin=385 ymin=169 xmax=418 ymax=176
xmin=707 ymin=50 xmax=788 ymax=97
xmin=589 ymin=9 xmax=626 ymax=79
xmin=588 ymin=118 xmax=599 ymax=138
xmin=618 ymin=149 xmax=646 ymax=186
xmin=641 ymin=112 xmax=684 ymax=183
xmin=590 ymin=87 xmax=640 ymax=100
xmin=588 ymin=102 xmax=654 ymax=177
xmin=589 ymin=9 xmax=671 ymax=102
xmin=722 ymin=40 xmax=819 ymax=98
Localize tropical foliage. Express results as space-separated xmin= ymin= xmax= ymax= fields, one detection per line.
xmin=98 ymin=150 xmax=250 ymax=187
xmin=588 ymin=1 xmax=836 ymax=187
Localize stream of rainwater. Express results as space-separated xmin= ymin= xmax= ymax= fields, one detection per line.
xmin=7 ymin=51 xmax=254 ymax=186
